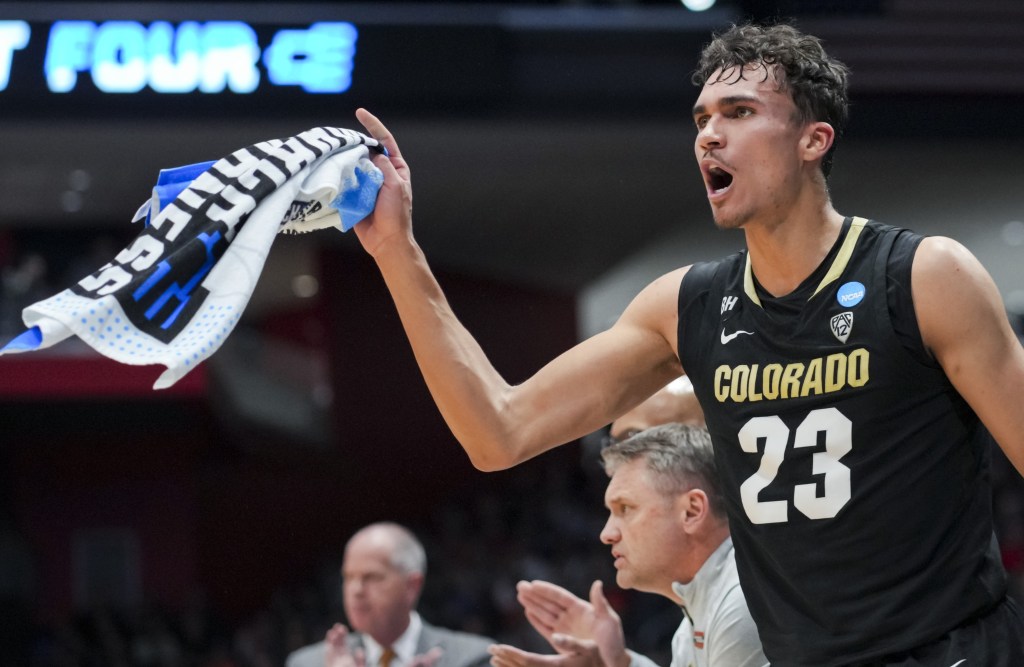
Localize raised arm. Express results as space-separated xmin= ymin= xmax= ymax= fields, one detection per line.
xmin=913 ymin=236 xmax=1024 ymax=476
xmin=355 ymin=109 xmax=684 ymax=470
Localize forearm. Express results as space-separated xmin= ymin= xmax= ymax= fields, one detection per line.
xmin=372 ymin=234 xmax=534 ymax=470
xmin=369 ymin=232 xmax=683 ymax=469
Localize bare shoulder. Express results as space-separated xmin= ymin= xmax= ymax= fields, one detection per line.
xmin=911 ymin=235 xmax=1007 ymax=355
xmin=617 ymin=266 xmax=691 ymax=354
xmin=620 ymin=266 xmax=690 ymax=320
xmin=912 ymin=235 xmax=982 ymax=279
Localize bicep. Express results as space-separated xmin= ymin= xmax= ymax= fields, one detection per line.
xmin=507 ymin=268 xmax=686 ymax=458
xmin=914 ymin=236 xmax=1024 ymax=474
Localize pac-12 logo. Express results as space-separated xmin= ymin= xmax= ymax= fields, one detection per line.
xmin=830 ymin=312 xmax=854 ymax=343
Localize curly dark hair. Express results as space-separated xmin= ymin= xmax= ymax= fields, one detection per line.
xmin=692 ymin=23 xmax=850 ymax=178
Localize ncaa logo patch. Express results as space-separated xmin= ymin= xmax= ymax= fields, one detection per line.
xmin=830 ymin=312 xmax=854 ymax=343
xmin=837 ymin=281 xmax=866 ymax=308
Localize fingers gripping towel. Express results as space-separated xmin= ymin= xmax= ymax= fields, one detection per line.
xmin=0 ymin=126 xmax=385 ymax=389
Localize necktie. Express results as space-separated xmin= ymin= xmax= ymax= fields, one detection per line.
xmin=379 ymin=647 xmax=396 ymax=667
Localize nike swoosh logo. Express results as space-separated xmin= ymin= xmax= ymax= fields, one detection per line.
xmin=948 ymin=661 xmax=967 ymax=667
xmin=720 ymin=328 xmax=755 ymax=344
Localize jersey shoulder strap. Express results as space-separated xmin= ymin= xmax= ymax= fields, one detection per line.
xmin=677 ymin=255 xmax=743 ymax=372
xmin=678 ymin=255 xmax=738 ymax=315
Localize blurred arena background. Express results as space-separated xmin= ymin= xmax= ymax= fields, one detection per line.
xmin=0 ymin=0 xmax=1021 ymax=664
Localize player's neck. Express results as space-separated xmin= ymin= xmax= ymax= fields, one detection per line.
xmin=743 ymin=201 xmax=845 ymax=298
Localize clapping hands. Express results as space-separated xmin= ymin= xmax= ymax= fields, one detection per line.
xmin=489 ymin=580 xmax=628 ymax=667
xmin=324 ymin=624 xmax=445 ymax=667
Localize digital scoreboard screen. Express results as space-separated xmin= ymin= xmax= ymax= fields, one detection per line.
xmin=20 ymin=19 xmax=358 ymax=94
xmin=0 ymin=3 xmax=726 ymax=118
xmin=0 ymin=7 xmax=510 ymax=118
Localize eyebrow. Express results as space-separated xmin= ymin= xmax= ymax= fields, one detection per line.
xmin=692 ymin=94 xmax=762 ymax=117
xmin=604 ymin=492 xmax=626 ymax=509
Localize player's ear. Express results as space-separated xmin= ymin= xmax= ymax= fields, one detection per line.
xmin=405 ymin=571 xmax=425 ymax=606
xmin=679 ymin=489 xmax=709 ymax=532
xmin=801 ymin=121 xmax=835 ymax=164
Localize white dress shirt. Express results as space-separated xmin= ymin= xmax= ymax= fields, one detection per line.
xmin=362 ymin=611 xmax=424 ymax=667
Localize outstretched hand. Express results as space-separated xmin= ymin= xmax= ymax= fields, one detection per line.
xmin=354 ymin=108 xmax=414 ymax=257
xmin=517 ymin=580 xmax=628 ymax=667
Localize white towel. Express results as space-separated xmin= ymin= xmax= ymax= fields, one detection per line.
xmin=0 ymin=126 xmax=384 ymax=389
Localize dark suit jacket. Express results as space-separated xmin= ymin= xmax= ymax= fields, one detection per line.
xmin=286 ymin=620 xmax=493 ymax=667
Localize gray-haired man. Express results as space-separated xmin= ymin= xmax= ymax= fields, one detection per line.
xmin=490 ymin=424 xmax=766 ymax=667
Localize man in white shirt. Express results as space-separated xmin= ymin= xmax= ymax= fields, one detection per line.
xmin=489 ymin=424 xmax=766 ymax=667
xmin=287 ymin=522 xmax=493 ymax=667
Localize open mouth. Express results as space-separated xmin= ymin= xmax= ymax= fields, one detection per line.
xmin=707 ymin=165 xmax=734 ymax=195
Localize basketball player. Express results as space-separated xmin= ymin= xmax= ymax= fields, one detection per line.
xmin=353 ymin=22 xmax=1024 ymax=666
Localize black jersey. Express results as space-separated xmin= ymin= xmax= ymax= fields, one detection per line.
xmin=677 ymin=217 xmax=1007 ymax=666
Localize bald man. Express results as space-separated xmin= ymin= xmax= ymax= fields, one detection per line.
xmin=287 ymin=522 xmax=493 ymax=667
xmin=608 ymin=377 xmax=705 ymax=445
